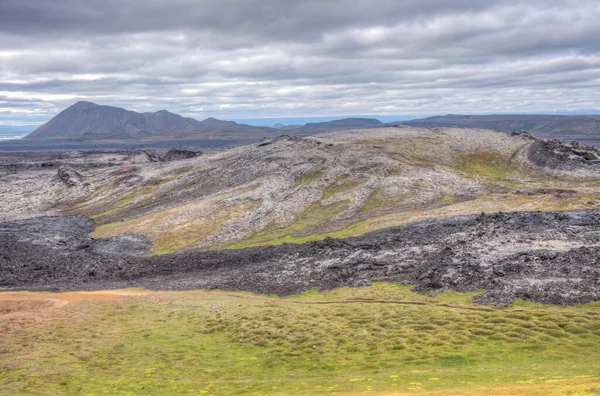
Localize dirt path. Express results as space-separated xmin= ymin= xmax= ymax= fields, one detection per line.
xmin=0 ymin=289 xmax=148 ymax=316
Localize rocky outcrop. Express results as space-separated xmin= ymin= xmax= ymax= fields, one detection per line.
xmin=527 ymin=138 xmax=600 ymax=171
xmin=510 ymin=130 xmax=537 ymax=140
xmin=53 ymin=165 xmax=85 ymax=188
xmin=142 ymin=149 xmax=201 ymax=162
xmin=162 ymin=149 xmax=201 ymax=161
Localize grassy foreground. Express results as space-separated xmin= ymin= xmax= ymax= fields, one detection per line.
xmin=1 ymin=284 xmax=599 ymax=395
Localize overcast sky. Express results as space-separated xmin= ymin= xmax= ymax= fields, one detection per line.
xmin=1 ymin=0 xmax=599 ymax=125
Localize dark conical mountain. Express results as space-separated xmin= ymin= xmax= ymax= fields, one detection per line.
xmin=25 ymin=102 xmax=273 ymax=140
xmin=26 ymin=102 xmax=203 ymax=139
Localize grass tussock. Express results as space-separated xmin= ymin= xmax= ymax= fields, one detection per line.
xmin=1 ymin=283 xmax=599 ymax=395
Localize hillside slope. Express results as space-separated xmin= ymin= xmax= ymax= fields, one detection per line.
xmin=4 ymin=126 xmax=600 ymax=255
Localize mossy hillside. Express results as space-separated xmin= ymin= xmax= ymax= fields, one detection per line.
xmin=93 ymin=184 xmax=261 ymax=254
xmin=456 ymin=150 xmax=511 ymax=179
xmin=231 ymin=190 xmax=599 ymax=249
xmin=89 ymin=186 xmax=158 ymax=219
xmin=361 ymin=186 xmax=418 ymax=213
xmin=322 ymin=177 xmax=366 ymax=200
xmin=95 ymin=200 xmax=259 ymax=255
xmin=295 ymin=167 xmax=324 ymax=185
xmin=65 ymin=132 xmax=600 ymax=254
xmin=1 ymin=284 xmax=599 ymax=395
xmin=228 ymin=200 xmax=350 ymax=249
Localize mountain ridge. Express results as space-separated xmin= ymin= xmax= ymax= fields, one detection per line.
xmin=25 ymin=101 xmax=269 ymax=140
xmin=25 ymin=102 xmax=385 ymax=141
xmin=398 ymin=113 xmax=600 ymax=135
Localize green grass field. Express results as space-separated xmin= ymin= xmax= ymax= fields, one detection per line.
xmin=1 ymin=284 xmax=599 ymax=395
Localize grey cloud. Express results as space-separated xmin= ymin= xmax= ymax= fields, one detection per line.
xmin=0 ymin=0 xmax=496 ymax=38
xmin=0 ymin=0 xmax=599 ymax=123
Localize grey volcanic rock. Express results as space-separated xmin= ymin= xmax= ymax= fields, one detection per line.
xmin=91 ymin=234 xmax=152 ymax=256
xmin=510 ymin=130 xmax=537 ymax=140
xmin=54 ymin=165 xmax=84 ymax=187
xmin=528 ymin=138 xmax=600 ymax=171
xmin=162 ymin=149 xmax=201 ymax=161
xmin=1 ymin=210 xmax=600 ymax=306
xmin=0 ymin=215 xmax=95 ymax=250
xmin=140 ymin=149 xmax=201 ymax=162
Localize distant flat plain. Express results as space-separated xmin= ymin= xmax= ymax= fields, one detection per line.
xmin=0 ymin=138 xmax=259 ymax=152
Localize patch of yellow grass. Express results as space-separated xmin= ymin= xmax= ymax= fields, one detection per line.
xmin=95 ymin=191 xmax=259 ymax=254
xmin=295 ymin=166 xmax=324 ymax=185
xmin=90 ymin=204 xmax=132 ymax=219
xmin=112 ymin=185 xmax=158 ymax=207
xmin=228 ymin=200 xmax=349 ymax=248
xmin=361 ymin=186 xmax=418 ymax=213
xmin=456 ymin=150 xmax=510 ymax=178
xmin=323 ymin=176 xmax=366 ymax=200
xmin=437 ymin=194 xmax=454 ymax=203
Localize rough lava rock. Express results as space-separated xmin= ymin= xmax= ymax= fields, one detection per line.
xmin=1 ymin=210 xmax=599 ymax=306
xmin=528 ymin=138 xmax=600 ymax=170
xmin=54 ymin=165 xmax=85 ymax=187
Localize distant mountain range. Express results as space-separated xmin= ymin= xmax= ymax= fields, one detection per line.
xmin=25 ymin=101 xmax=274 ymax=140
xmin=24 ymin=102 xmax=383 ymax=141
xmin=398 ymin=114 xmax=600 ymax=135
xmin=23 ymin=102 xmax=600 ymax=141
xmin=279 ymin=118 xmax=382 ymax=132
